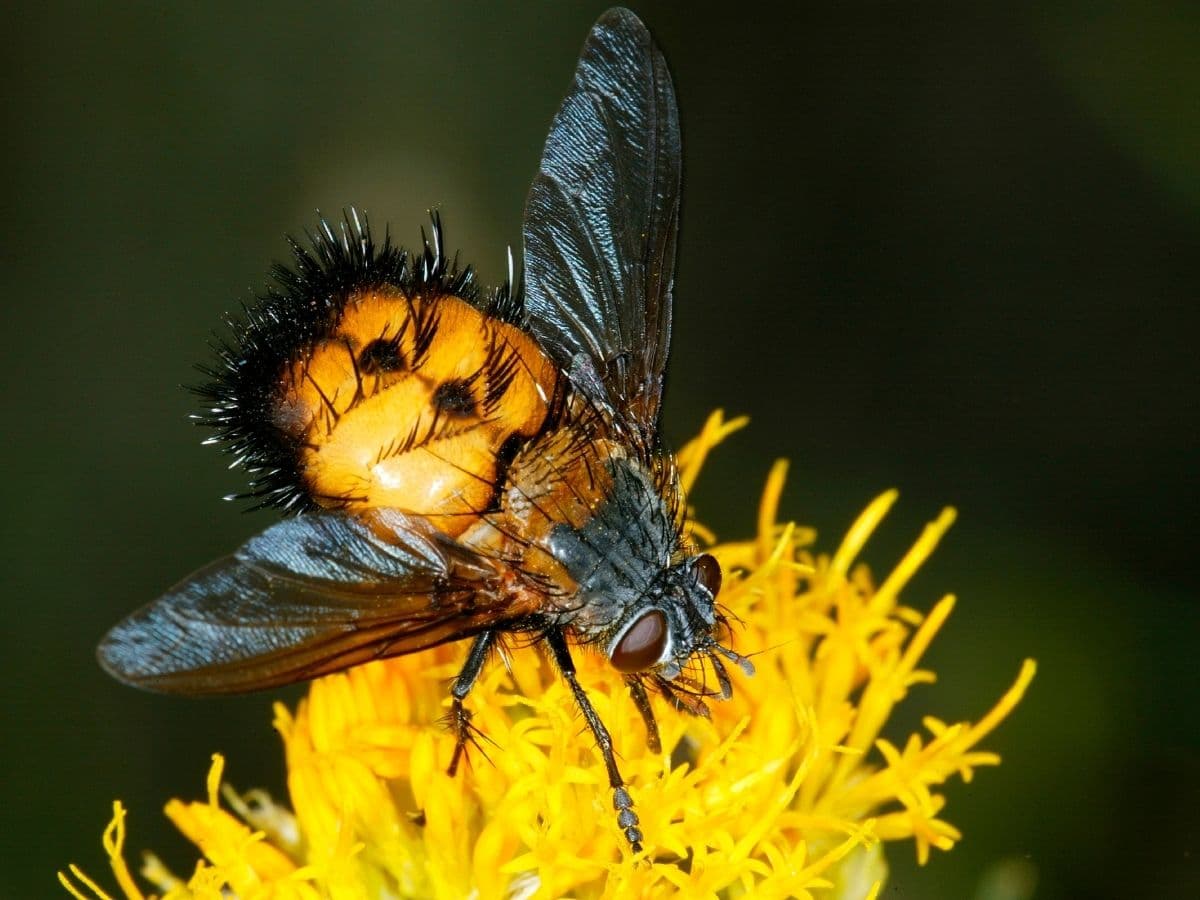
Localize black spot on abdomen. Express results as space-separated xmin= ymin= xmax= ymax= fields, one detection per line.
xmin=433 ymin=379 xmax=477 ymax=417
xmin=359 ymin=338 xmax=405 ymax=373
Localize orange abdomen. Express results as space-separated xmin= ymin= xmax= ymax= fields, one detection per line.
xmin=273 ymin=290 xmax=559 ymax=535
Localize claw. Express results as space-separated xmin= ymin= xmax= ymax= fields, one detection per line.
xmin=445 ymin=698 xmax=495 ymax=775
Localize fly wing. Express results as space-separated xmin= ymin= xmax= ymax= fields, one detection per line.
xmin=522 ymin=8 xmax=681 ymax=438
xmin=98 ymin=509 xmax=527 ymax=695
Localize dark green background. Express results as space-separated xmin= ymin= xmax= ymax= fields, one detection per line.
xmin=4 ymin=3 xmax=1197 ymax=898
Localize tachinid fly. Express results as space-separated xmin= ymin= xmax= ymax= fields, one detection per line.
xmin=98 ymin=7 xmax=753 ymax=852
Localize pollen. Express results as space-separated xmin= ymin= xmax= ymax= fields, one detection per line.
xmin=61 ymin=411 xmax=1035 ymax=899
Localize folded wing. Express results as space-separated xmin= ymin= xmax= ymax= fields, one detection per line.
xmin=98 ymin=509 xmax=523 ymax=694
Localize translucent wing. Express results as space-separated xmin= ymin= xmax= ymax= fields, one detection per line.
xmin=97 ymin=509 xmax=527 ymax=695
xmin=523 ymin=8 xmax=681 ymax=436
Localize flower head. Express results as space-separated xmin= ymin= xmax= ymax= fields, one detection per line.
xmin=61 ymin=412 xmax=1034 ymax=899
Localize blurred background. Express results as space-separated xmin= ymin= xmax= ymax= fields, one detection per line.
xmin=3 ymin=2 xmax=1197 ymax=897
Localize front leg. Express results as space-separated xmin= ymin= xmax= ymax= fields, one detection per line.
xmin=546 ymin=628 xmax=644 ymax=853
xmin=625 ymin=675 xmax=662 ymax=754
xmin=446 ymin=630 xmax=496 ymax=776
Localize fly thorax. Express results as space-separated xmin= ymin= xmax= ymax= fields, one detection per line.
xmin=546 ymin=457 xmax=677 ymax=644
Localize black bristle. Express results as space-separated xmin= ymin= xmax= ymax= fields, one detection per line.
xmin=486 ymin=247 xmax=527 ymax=325
xmin=191 ymin=209 xmax=515 ymax=513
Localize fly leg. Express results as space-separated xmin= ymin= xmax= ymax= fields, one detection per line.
xmin=625 ymin=675 xmax=662 ymax=754
xmin=547 ymin=629 xmax=644 ymax=853
xmin=446 ymin=630 xmax=496 ymax=776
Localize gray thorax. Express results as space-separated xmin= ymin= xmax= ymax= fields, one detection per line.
xmin=547 ymin=457 xmax=715 ymax=678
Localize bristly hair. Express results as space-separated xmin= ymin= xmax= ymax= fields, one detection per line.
xmin=193 ymin=209 xmax=528 ymax=513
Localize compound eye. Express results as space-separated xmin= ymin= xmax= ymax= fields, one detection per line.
xmin=610 ymin=609 xmax=669 ymax=673
xmin=694 ymin=553 xmax=722 ymax=597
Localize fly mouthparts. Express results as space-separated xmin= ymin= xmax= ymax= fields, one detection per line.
xmin=713 ymin=643 xmax=756 ymax=678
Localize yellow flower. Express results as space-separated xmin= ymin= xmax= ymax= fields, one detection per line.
xmin=61 ymin=411 xmax=1035 ymax=899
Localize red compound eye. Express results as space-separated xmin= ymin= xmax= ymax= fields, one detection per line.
xmin=610 ymin=609 xmax=668 ymax=673
xmin=694 ymin=553 xmax=722 ymax=597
